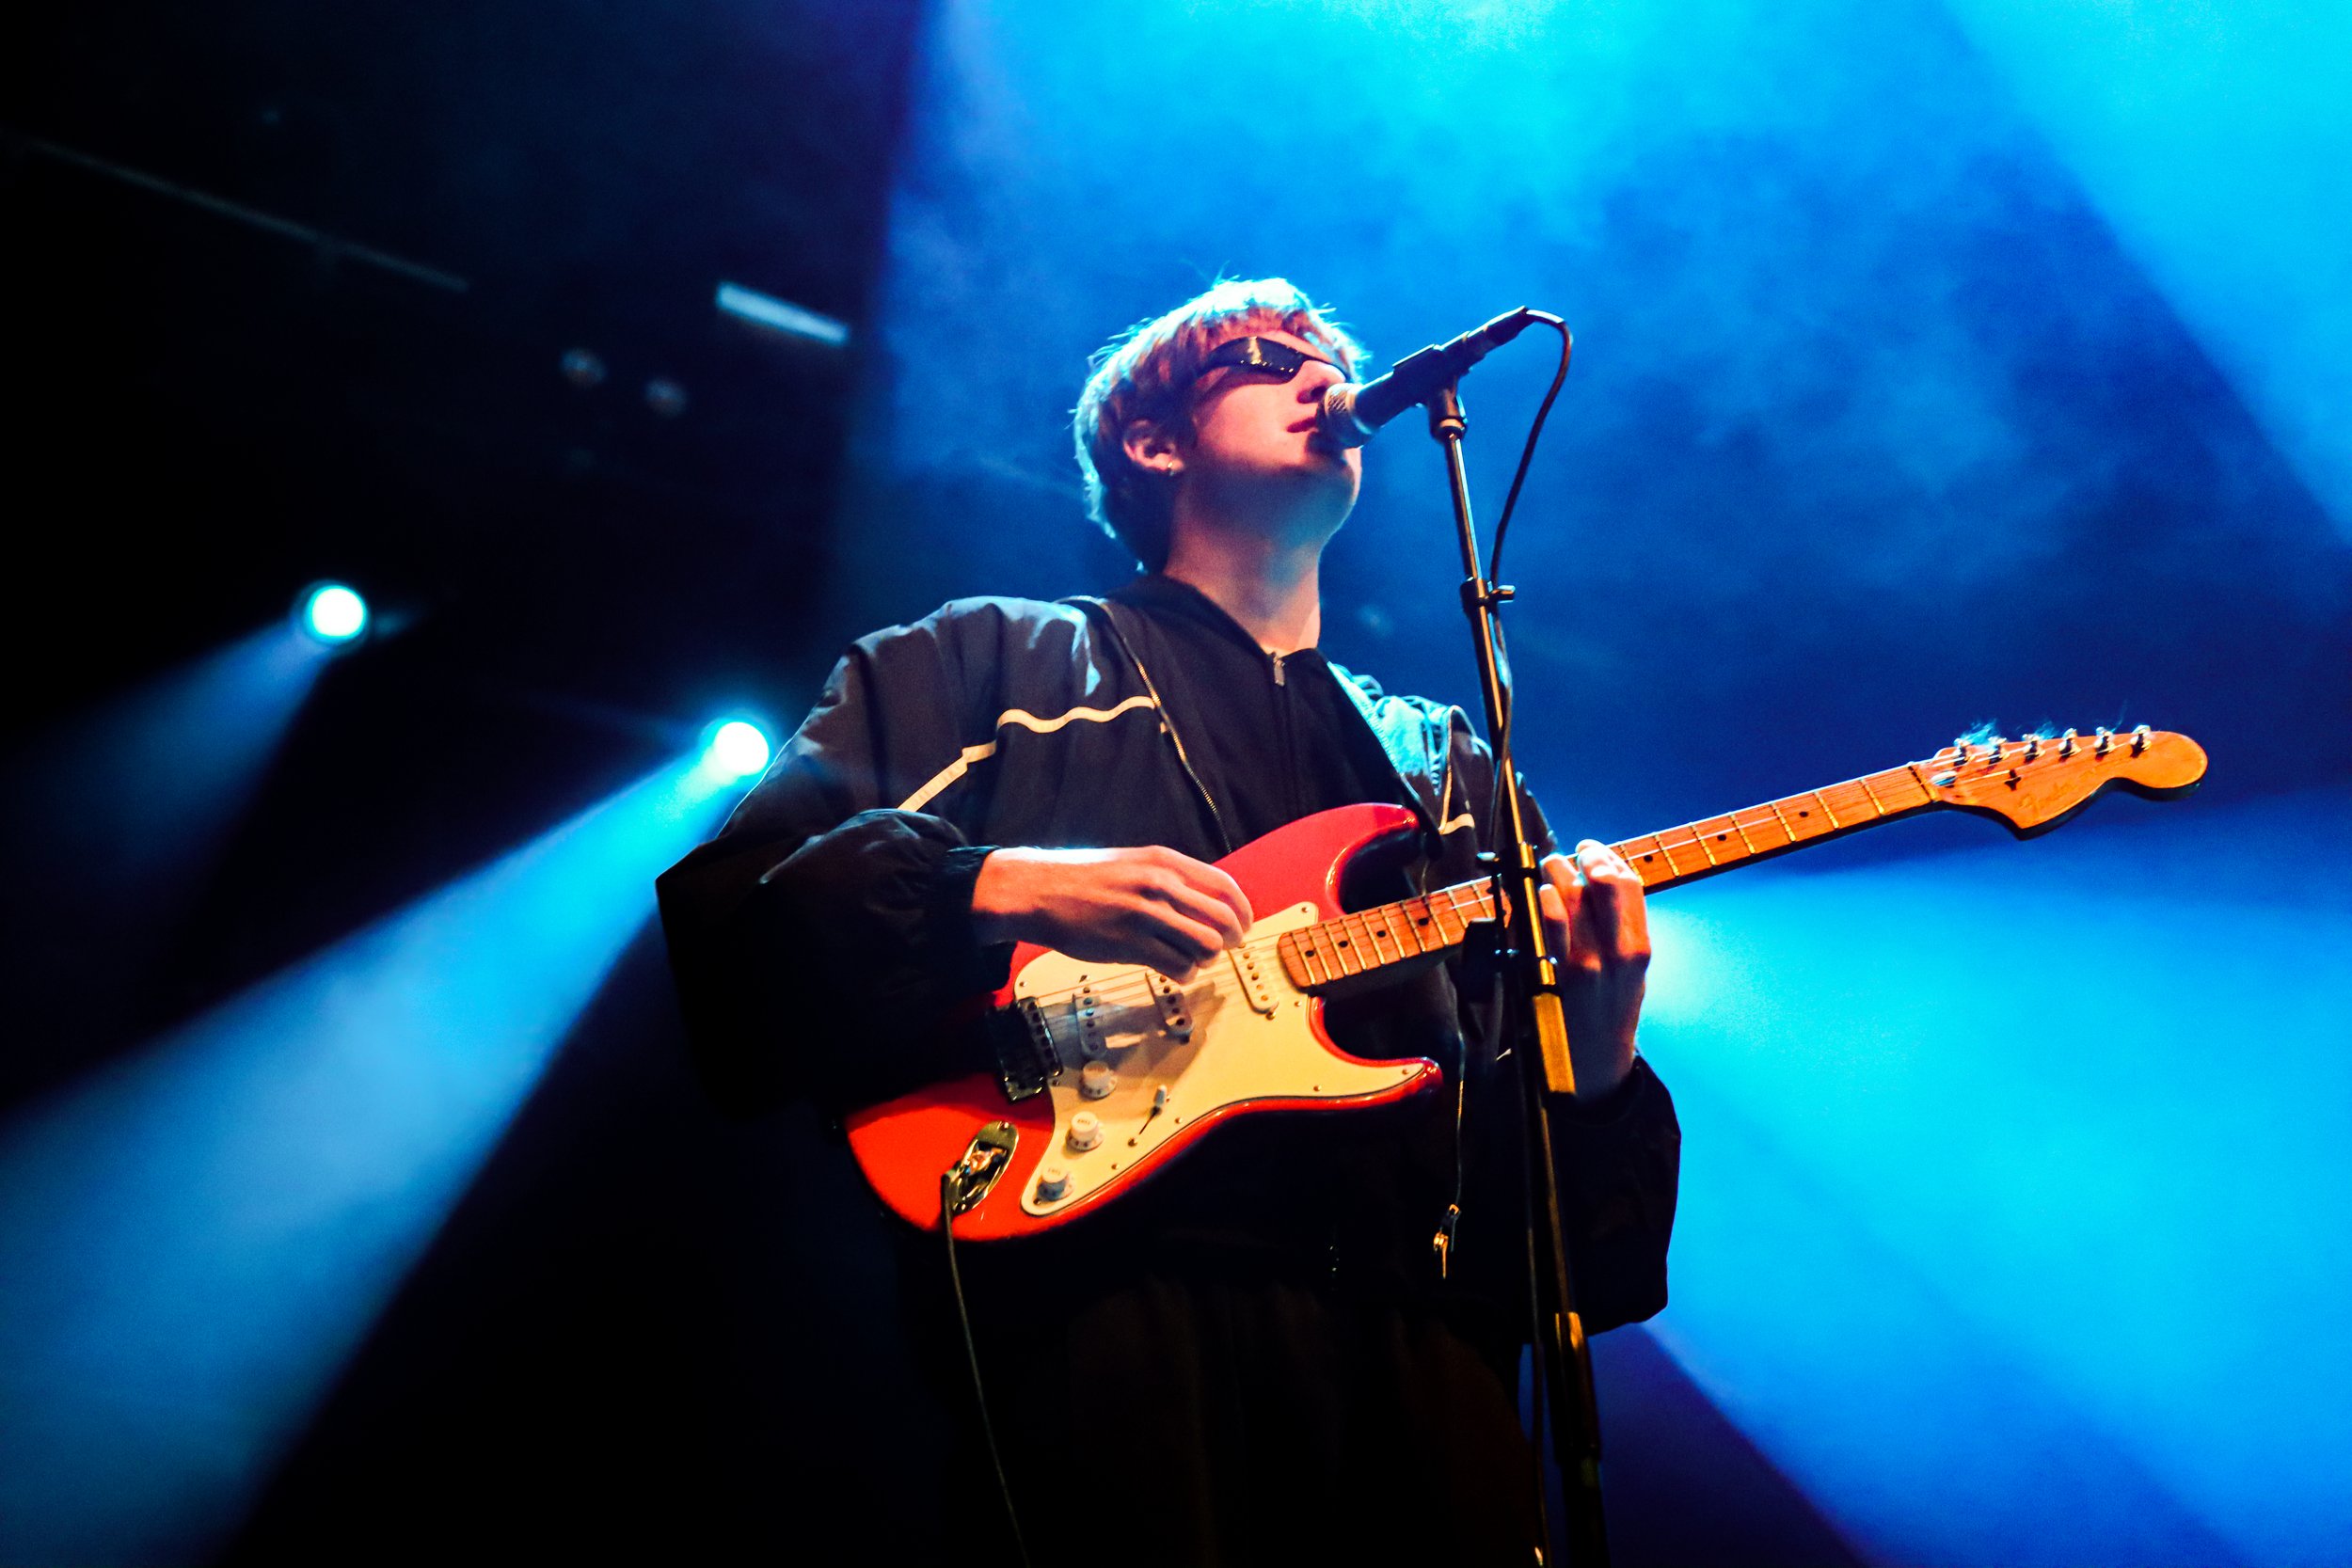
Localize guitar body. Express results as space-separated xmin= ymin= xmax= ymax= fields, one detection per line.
xmin=841 ymin=723 xmax=2209 ymax=1242
xmin=843 ymin=802 xmax=1443 ymax=1240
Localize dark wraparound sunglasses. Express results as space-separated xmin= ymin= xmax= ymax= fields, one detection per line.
xmin=1191 ymin=337 xmax=1340 ymax=386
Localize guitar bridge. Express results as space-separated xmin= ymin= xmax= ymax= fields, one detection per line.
xmin=989 ymin=998 xmax=1063 ymax=1102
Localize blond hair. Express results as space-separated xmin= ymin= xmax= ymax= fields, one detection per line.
xmin=1073 ymin=278 xmax=1366 ymax=569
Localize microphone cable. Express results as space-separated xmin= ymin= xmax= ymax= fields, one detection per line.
xmin=1481 ymin=312 xmax=1572 ymax=836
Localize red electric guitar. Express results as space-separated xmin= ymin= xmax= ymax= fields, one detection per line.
xmin=845 ymin=726 xmax=2207 ymax=1240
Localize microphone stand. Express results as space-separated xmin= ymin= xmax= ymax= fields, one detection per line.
xmin=1428 ymin=381 xmax=1611 ymax=1566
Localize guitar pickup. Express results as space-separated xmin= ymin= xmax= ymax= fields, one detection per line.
xmin=989 ymin=997 xmax=1064 ymax=1102
xmin=1149 ymin=972 xmax=1194 ymax=1037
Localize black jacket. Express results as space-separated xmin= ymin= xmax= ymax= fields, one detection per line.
xmin=656 ymin=582 xmax=1678 ymax=1328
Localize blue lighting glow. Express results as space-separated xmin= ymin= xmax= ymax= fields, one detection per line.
xmin=299 ymin=583 xmax=368 ymax=644
xmin=704 ymin=719 xmax=772 ymax=780
xmin=1636 ymin=788 xmax=2352 ymax=1566
xmin=0 ymin=752 xmax=742 ymax=1566
xmin=3 ymin=624 xmax=334 ymax=1042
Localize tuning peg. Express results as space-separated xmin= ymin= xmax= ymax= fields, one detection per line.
xmin=2059 ymin=728 xmax=2078 ymax=757
xmin=2024 ymin=735 xmax=2042 ymax=761
xmin=1983 ymin=736 xmax=2007 ymax=765
xmin=1951 ymin=737 xmax=1971 ymax=763
xmin=2131 ymin=723 xmax=2151 ymax=755
xmin=2095 ymin=726 xmax=2113 ymax=757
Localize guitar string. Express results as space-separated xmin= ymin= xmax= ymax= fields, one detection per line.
xmin=1015 ymin=894 xmax=1491 ymax=1012
xmin=1011 ymin=802 xmax=1829 ymax=1013
xmin=1002 ymin=753 xmax=2096 ymax=1015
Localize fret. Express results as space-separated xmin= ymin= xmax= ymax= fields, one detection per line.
xmin=1810 ymin=789 xmax=1841 ymax=830
xmin=1628 ymin=833 xmax=1676 ymax=879
xmin=1447 ymin=883 xmax=1495 ymax=928
xmin=1692 ymin=816 xmax=1754 ymax=863
xmin=1423 ymin=893 xmax=1459 ymax=948
xmin=1334 ymin=912 xmax=1368 ymax=971
xmin=1287 ymin=930 xmax=1329 ymax=988
xmin=1619 ymin=843 xmax=1667 ymax=886
xmin=1857 ymin=774 xmax=1886 ymax=816
xmin=1727 ymin=812 xmax=1759 ymax=855
xmin=1765 ymin=798 xmax=1800 ymax=843
xmin=1399 ymin=895 xmax=1438 ymax=956
xmin=1422 ymin=895 xmax=1453 ymax=952
xmin=1330 ymin=915 xmax=1365 ymax=977
xmin=1692 ymin=824 xmax=1720 ymax=866
xmin=1651 ymin=835 xmax=1684 ymax=878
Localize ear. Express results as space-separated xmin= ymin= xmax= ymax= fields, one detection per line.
xmin=1122 ymin=418 xmax=1184 ymax=479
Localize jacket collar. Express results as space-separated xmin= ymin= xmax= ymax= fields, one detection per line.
xmin=1085 ymin=583 xmax=1456 ymax=839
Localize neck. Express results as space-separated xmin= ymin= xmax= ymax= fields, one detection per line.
xmin=1161 ymin=514 xmax=1326 ymax=654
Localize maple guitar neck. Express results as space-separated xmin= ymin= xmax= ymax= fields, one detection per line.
xmin=1274 ymin=725 xmax=2209 ymax=992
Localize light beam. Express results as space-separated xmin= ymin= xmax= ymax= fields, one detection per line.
xmin=0 ymin=752 xmax=744 ymax=1565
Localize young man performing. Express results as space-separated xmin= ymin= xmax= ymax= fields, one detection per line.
xmin=657 ymin=279 xmax=1679 ymax=1565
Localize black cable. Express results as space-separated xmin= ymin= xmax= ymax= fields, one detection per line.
xmin=1487 ymin=313 xmax=1571 ymax=593
xmin=941 ymin=1177 xmax=1033 ymax=1568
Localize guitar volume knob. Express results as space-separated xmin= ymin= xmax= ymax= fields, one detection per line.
xmin=1079 ymin=1061 xmax=1117 ymax=1100
xmin=1035 ymin=1164 xmax=1071 ymax=1203
xmin=1067 ymin=1111 xmax=1104 ymax=1151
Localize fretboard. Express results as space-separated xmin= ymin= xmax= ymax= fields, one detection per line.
xmin=1274 ymin=760 xmax=1942 ymax=990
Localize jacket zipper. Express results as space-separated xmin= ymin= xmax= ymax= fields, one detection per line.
xmin=1268 ymin=650 xmax=1301 ymax=821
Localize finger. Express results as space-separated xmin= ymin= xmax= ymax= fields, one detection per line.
xmin=1168 ymin=855 xmax=1256 ymax=932
xmin=1573 ymin=840 xmax=1647 ymax=963
xmin=1151 ymin=875 xmax=1250 ymax=949
xmin=1537 ymin=878 xmax=1569 ymax=938
xmin=1537 ymin=858 xmax=1593 ymax=968
xmin=1137 ymin=904 xmax=1227 ymax=970
xmin=1144 ymin=943 xmax=1202 ymax=984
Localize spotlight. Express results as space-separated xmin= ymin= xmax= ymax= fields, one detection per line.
xmin=707 ymin=720 xmax=771 ymax=780
xmin=297 ymin=583 xmax=369 ymax=646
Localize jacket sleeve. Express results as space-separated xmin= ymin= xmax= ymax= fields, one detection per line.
xmin=1449 ymin=718 xmax=1683 ymax=1332
xmin=654 ymin=614 xmax=1014 ymax=1116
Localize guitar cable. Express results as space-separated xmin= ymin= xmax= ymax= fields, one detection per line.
xmin=940 ymin=1176 xmax=1035 ymax=1568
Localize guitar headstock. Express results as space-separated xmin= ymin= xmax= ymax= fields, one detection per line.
xmin=1917 ymin=725 xmax=2208 ymax=835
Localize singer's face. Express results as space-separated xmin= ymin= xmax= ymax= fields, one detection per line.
xmin=1184 ymin=329 xmax=1360 ymax=527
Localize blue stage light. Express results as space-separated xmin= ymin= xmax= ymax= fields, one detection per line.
xmin=0 ymin=752 xmax=742 ymax=1565
xmin=706 ymin=720 xmax=772 ymax=780
xmin=298 ymin=583 xmax=368 ymax=645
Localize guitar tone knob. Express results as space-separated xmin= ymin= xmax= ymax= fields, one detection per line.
xmin=1035 ymin=1165 xmax=1071 ymax=1202
xmin=1079 ymin=1061 xmax=1117 ymax=1100
xmin=1067 ymin=1111 xmax=1104 ymax=1151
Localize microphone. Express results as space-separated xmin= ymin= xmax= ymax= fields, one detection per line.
xmin=1317 ymin=307 xmax=1541 ymax=448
